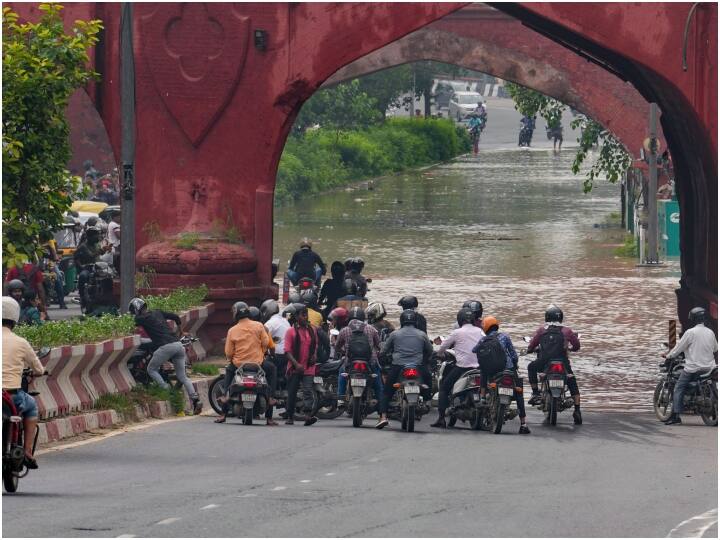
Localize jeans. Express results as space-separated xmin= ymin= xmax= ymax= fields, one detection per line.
xmin=527 ymin=358 xmax=579 ymax=396
xmin=338 ymin=363 xmax=384 ymax=405
xmin=77 ymin=269 xmax=90 ymax=308
xmin=286 ymin=371 xmax=316 ymax=416
xmin=672 ymin=369 xmax=702 ymax=414
xmin=52 ymin=265 xmax=66 ymax=307
xmin=287 ymin=267 xmax=322 ymax=286
xmin=222 ymin=362 xmax=276 ymax=418
xmin=147 ymin=341 xmax=197 ymax=400
xmin=438 ymin=365 xmax=474 ymax=416
xmin=379 ymin=364 xmax=432 ymax=414
xmin=11 ymin=389 xmax=38 ymax=418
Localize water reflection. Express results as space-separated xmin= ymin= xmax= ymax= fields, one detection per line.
xmin=274 ymin=149 xmax=681 ymax=409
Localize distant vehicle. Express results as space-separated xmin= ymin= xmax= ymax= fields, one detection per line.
xmin=449 ymin=91 xmax=483 ymax=122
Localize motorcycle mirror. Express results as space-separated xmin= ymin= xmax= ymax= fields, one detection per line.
xmin=523 ymin=336 xmax=531 ymax=343
xmin=37 ymin=347 xmax=51 ymax=359
xmin=366 ymin=278 xmax=372 ymax=283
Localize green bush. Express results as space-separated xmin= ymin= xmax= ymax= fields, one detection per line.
xmin=615 ymin=234 xmax=639 ymax=258
xmin=191 ymin=363 xmax=220 ymax=376
xmin=16 ymin=314 xmax=136 ymax=348
xmin=143 ymin=285 xmax=209 ymax=313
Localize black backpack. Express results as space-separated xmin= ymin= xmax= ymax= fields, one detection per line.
xmin=475 ymin=334 xmax=507 ymax=376
xmin=539 ymin=325 xmax=567 ymax=362
xmin=347 ymin=326 xmax=372 ymax=361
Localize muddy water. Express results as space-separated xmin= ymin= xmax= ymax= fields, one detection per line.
xmin=274 ymin=149 xmax=681 ymax=410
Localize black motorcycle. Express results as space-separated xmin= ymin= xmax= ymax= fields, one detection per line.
xmin=343 ymin=359 xmax=379 ymax=427
xmin=654 ymin=353 xmax=717 ymax=426
xmin=518 ymin=126 xmax=534 ymax=147
xmin=316 ymin=359 xmax=344 ymax=419
xmin=478 ymin=370 xmax=519 ymax=433
xmin=225 ymin=363 xmax=270 ymax=425
xmin=127 ymin=335 xmax=198 ymax=388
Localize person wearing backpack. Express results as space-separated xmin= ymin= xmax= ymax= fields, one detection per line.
xmin=334 ymin=307 xmax=383 ymax=409
xmin=431 ymin=308 xmax=485 ymax=428
xmin=526 ymin=305 xmax=582 ymax=424
xmin=5 ymin=261 xmax=47 ymax=313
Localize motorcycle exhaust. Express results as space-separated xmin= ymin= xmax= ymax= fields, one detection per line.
xmin=9 ymin=445 xmax=25 ymax=469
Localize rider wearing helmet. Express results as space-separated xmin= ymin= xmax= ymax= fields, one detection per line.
xmin=367 ymin=302 xmax=395 ymax=340
xmin=526 ymin=305 xmax=582 ymax=424
xmin=262 ymin=299 xmax=291 ymax=377
xmin=299 ymin=289 xmax=323 ymax=328
xmin=216 ymin=301 xmax=276 ymax=425
xmin=74 ymin=226 xmax=108 ymax=312
xmin=284 ymin=304 xmax=320 ymax=426
xmin=287 ymin=238 xmax=326 ymax=287
xmin=129 ymin=297 xmax=203 ymax=415
xmin=431 ymin=308 xmax=485 ymax=429
xmin=397 ymin=295 xmax=427 ymax=334
xmin=5 ymin=279 xmax=25 ymax=305
xmin=375 ymin=309 xmax=434 ymax=429
xmin=336 ymin=279 xmax=366 ymax=311
xmin=343 ymin=257 xmax=368 ymax=298
xmin=663 ymin=307 xmax=718 ymax=425
xmin=319 ymin=261 xmax=346 ymax=318
xmin=471 ymin=316 xmax=529 ymax=434
xmin=328 ymin=307 xmax=349 ymax=331
xmin=462 ymin=300 xmax=483 ymax=328
xmin=2 ymin=296 xmax=45 ymax=469
xmin=5 ymin=261 xmax=47 ymax=313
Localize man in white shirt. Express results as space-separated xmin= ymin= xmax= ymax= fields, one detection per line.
xmin=107 ymin=210 xmax=121 ymax=271
xmin=262 ymin=300 xmax=291 ymax=376
xmin=664 ymin=307 xmax=718 ymax=425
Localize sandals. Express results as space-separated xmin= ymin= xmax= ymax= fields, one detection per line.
xmin=214 ymin=416 xmax=226 ymax=424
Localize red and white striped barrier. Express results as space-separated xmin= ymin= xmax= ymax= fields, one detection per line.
xmin=31 ymin=335 xmax=140 ymax=420
xmin=178 ymin=303 xmax=214 ymax=362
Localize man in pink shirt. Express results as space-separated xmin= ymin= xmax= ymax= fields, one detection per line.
xmin=284 ymin=305 xmax=319 ymax=426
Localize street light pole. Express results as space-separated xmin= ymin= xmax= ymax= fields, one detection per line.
xmin=120 ymin=2 xmax=136 ymax=312
xmin=646 ymin=102 xmax=659 ymax=264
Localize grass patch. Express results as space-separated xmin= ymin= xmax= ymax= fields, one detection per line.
xmin=191 ymin=363 xmax=219 ymax=376
xmin=96 ymin=384 xmax=186 ymax=417
xmin=16 ymin=314 xmax=136 ymax=348
xmin=95 ymin=393 xmax=135 ymax=417
xmin=174 ymin=232 xmax=201 ymax=249
xmin=615 ymin=234 xmax=639 ymax=258
xmin=143 ymin=284 xmax=209 ymax=313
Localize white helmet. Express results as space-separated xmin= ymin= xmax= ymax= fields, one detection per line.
xmin=2 ymin=296 xmax=20 ymax=324
xmin=366 ymin=302 xmax=386 ymax=324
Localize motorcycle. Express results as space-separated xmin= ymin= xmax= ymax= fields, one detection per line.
xmin=127 ymin=335 xmax=199 ymax=388
xmin=518 ymin=126 xmax=534 ymax=147
xmin=2 ymin=348 xmax=50 ymax=493
xmin=478 ymin=370 xmax=519 ymax=433
xmin=653 ymin=351 xmax=717 ymax=426
xmin=225 ymin=363 xmax=271 ymax=425
xmin=79 ymin=261 xmax=116 ymax=313
xmin=396 ymin=365 xmax=427 ymax=432
xmin=432 ymin=350 xmax=483 ymax=429
xmin=316 ymin=359 xmax=344 ymax=419
xmin=343 ymin=359 xmax=379 ymax=427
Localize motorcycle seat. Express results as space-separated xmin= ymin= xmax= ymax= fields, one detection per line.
xmin=319 ymin=360 xmax=343 ymax=374
xmin=239 ymin=363 xmax=262 ymax=373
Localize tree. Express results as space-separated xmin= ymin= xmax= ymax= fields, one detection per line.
xmin=357 ymin=65 xmax=413 ymax=118
xmin=506 ymin=81 xmax=565 ymax=128
xmin=2 ymin=4 xmax=102 ymax=268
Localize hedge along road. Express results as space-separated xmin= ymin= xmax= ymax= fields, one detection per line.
xmin=2 ymin=410 xmax=716 ymax=537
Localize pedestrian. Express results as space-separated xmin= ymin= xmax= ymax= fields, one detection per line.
xmin=283 ymin=305 xmax=319 ymax=426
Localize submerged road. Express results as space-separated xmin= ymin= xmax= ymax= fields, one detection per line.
xmin=3 ymin=410 xmax=716 ymax=538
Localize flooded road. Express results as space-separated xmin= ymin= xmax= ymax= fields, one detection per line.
xmin=274 ymin=148 xmax=681 ymax=410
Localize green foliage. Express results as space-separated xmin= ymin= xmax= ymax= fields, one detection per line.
xmin=143 ymin=285 xmax=209 ymax=312
xmin=98 ymin=386 xmax=185 ymax=417
xmin=174 ymin=232 xmax=200 ymax=249
xmin=191 ymin=363 xmax=220 ymax=376
xmin=95 ymin=392 xmax=135 ymax=416
xmin=16 ymin=314 xmax=136 ymax=348
xmin=277 ymin=118 xmax=470 ymax=201
xmin=614 ymin=234 xmax=639 ymax=258
xmin=357 ymin=65 xmax=413 ymax=118
xmin=2 ymin=4 xmax=102 ymax=267
xmin=571 ymin=115 xmax=632 ymax=193
xmin=506 ymin=81 xmax=565 ymax=128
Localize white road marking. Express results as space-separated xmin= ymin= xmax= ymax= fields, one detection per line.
xmin=667 ymin=508 xmax=718 ymax=537
xmin=156 ymin=517 xmax=181 ymax=526
xmin=236 ymin=493 xmax=257 ymax=498
xmin=325 ymin=472 xmax=336 ymax=476
xmin=116 ymin=535 xmax=137 ymax=538
xmin=201 ymin=504 xmax=219 ymax=510
xmin=368 ymin=457 xmax=380 ymax=462
xmin=271 ymin=486 xmax=287 ymax=491
xmin=300 ymin=479 xmax=311 ymax=483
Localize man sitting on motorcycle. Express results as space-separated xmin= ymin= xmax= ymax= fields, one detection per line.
xmin=287 ymin=238 xmax=326 ymax=287
xmin=367 ymin=302 xmax=395 ymax=342
xmin=2 ymin=297 xmax=45 ymax=469
xmin=431 ymin=308 xmax=485 ymax=429
xmin=376 ymin=310 xmax=433 ymax=429
xmin=473 ymin=316 xmax=530 ymax=434
xmin=343 ymin=257 xmax=368 ymax=298
xmin=526 ymin=305 xmax=582 ymax=425
xmin=663 ymin=307 xmax=718 ymax=425
xmin=300 ymin=290 xmax=324 ymax=328
xmin=262 ymin=299 xmax=291 ymax=381
xmin=319 ymin=261 xmax=346 ymax=318
xmin=397 ymin=296 xmax=427 ymax=334
xmin=284 ymin=305 xmax=320 ymax=426
xmin=128 ymin=298 xmax=203 ymax=415
xmin=74 ymin=227 xmax=109 ymax=312
xmin=335 ymin=307 xmax=383 ymax=410
xmin=336 ymin=279 xmax=366 ymax=311
xmin=215 ymin=302 xmax=275 ymax=425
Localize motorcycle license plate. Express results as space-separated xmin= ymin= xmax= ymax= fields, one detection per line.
xmin=498 ymin=387 xmax=514 ymax=396
xmin=351 ymin=378 xmax=366 ymax=387
xmin=241 ymin=393 xmax=256 ymax=401
xmin=313 ymin=377 xmax=323 ymax=384
xmin=405 ymin=385 xmax=420 ymax=394
xmin=549 ymin=379 xmax=564 ymax=388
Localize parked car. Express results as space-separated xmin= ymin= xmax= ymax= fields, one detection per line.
xmin=449 ymin=91 xmax=483 ymax=122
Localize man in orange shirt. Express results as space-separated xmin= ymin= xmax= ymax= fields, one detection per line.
xmin=215 ymin=302 xmax=277 ymax=425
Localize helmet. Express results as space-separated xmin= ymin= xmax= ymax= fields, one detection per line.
xmin=299 ymin=237 xmax=312 ymax=249
xmin=400 ymin=309 xmax=418 ymax=327
xmin=462 ymin=300 xmax=483 ymax=319
xmin=398 ymin=295 xmax=418 ymax=310
xmin=86 ymin=217 xmax=99 ymax=227
xmin=287 ymin=291 xmax=302 ymax=304
xmin=349 ymin=257 xmax=365 ymax=272
xmin=6 ymin=279 xmax=24 ymax=293
xmin=348 ymin=307 xmax=366 ymax=322
xmin=545 ymin=305 xmax=564 ymax=323
xmin=128 ymin=297 xmax=147 ymax=315
xmin=248 ymin=306 xmax=262 ymax=322
xmin=343 ymin=279 xmax=358 ymax=296
xmin=481 ymin=315 xmax=500 ymax=334
xmin=292 ymin=303 xmax=308 ymax=316
xmin=366 ymin=302 xmax=386 ymax=324
xmin=231 ymin=301 xmax=250 ymax=321
xmin=260 ymin=299 xmax=279 ymax=322
xmin=689 ymin=307 xmax=706 ymax=326
xmin=300 ymin=289 xmax=318 ymax=307
xmin=456 ymin=308 xmax=475 ymax=327
xmin=330 ymin=261 xmax=345 ymax=278
xmin=282 ymin=303 xmax=298 ymax=321
xmin=328 ymin=307 xmax=349 ymax=329
xmin=2 ymin=296 xmax=20 ymax=324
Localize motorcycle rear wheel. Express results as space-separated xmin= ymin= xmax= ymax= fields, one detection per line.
xmin=400 ymin=402 xmax=408 ymax=431
xmin=208 ymin=376 xmax=225 ymax=415
xmin=3 ymin=468 xmax=18 ymax=493
xmin=406 ymin=405 xmax=415 ymax=432
xmin=470 ymin=409 xmax=482 ymax=430
xmin=700 ymin=385 xmax=718 ymax=426
xmin=653 ymin=380 xmax=673 ymax=421
xmin=243 ymin=408 xmax=253 ymax=425
xmin=448 ymin=414 xmax=457 ymax=428
xmin=549 ymin=397 xmax=558 ymax=426
xmin=493 ymin=404 xmax=506 ymax=434
xmin=352 ymin=397 xmax=363 ymax=427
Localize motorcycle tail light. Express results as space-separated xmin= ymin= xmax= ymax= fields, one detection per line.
xmin=352 ymin=362 xmax=368 ymax=372
xmin=473 ymin=376 xmax=483 ymax=386
xmin=402 ymin=367 xmax=419 ymax=378
xmin=501 ymin=375 xmax=514 ymax=386
xmin=549 ymin=363 xmax=565 ymax=374
xmin=241 ymin=378 xmax=257 ymax=387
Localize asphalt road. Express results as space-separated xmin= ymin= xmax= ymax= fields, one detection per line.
xmin=2 ymin=409 xmax=717 ymax=538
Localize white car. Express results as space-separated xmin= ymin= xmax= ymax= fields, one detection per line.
xmin=449 ymin=91 xmax=483 ymax=122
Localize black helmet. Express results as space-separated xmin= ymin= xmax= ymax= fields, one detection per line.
xmin=398 ymin=295 xmax=418 ymax=310
xmin=86 ymin=216 xmax=99 ymax=227
xmin=343 ymin=279 xmax=358 ymax=296
xmin=6 ymin=279 xmax=24 ymax=293
xmin=348 ymin=307 xmax=366 ymax=322
xmin=260 ymin=299 xmax=279 ymax=322
xmin=248 ymin=306 xmax=262 ymax=322
xmin=232 ymin=301 xmax=250 ymax=321
xmin=545 ymin=305 xmax=564 ymax=323
xmin=128 ymin=297 xmax=147 ymax=315
xmin=462 ymin=300 xmax=483 ymax=319
xmin=400 ymin=309 xmax=418 ymax=327
xmin=330 ymin=261 xmax=345 ymax=278
xmin=292 ymin=303 xmax=308 ymax=316
xmin=456 ymin=308 xmax=475 ymax=327
xmin=300 ymin=289 xmax=318 ymax=307
xmin=688 ymin=307 xmax=706 ymax=326
xmin=282 ymin=303 xmax=298 ymax=321
xmin=287 ymin=291 xmax=302 ymax=304
xmin=349 ymin=257 xmax=365 ymax=272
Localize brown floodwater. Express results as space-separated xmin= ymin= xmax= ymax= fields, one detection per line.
xmin=273 ymin=148 xmax=681 ymax=410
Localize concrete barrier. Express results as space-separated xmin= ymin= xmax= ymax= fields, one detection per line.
xmin=177 ymin=303 xmax=215 ymax=363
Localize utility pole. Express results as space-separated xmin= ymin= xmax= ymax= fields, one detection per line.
xmin=646 ymin=103 xmax=659 ymax=264
xmin=120 ymin=2 xmax=136 ymax=311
